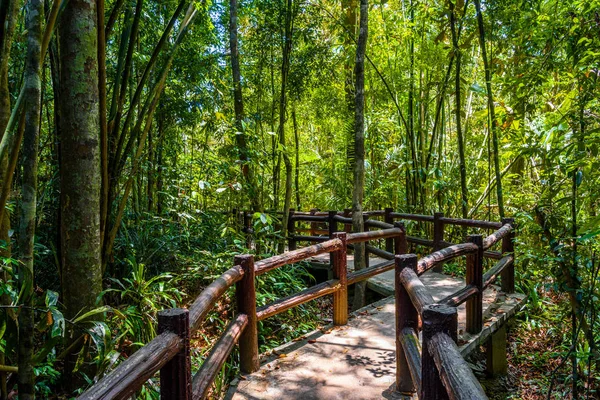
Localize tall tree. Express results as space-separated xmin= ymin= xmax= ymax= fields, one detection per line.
xmin=18 ymin=1 xmax=43 ymax=397
xmin=474 ymin=0 xmax=504 ymax=218
xmin=58 ymin=0 xmax=103 ymax=337
xmin=352 ymin=0 xmax=368 ymax=310
xmin=449 ymin=0 xmax=468 ymax=218
xmin=0 ymin=1 xmax=20 ymax=394
xmin=229 ymin=0 xmax=259 ymax=211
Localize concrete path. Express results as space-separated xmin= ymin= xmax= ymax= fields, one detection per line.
xmin=226 ymin=261 xmax=526 ymax=400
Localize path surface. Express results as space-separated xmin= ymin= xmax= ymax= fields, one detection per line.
xmin=226 ymin=257 xmax=525 ymax=400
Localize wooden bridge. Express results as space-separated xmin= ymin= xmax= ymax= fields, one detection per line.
xmin=79 ymin=210 xmax=525 ymax=400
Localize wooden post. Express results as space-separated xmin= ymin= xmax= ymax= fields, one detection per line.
xmin=288 ymin=208 xmax=296 ymax=251
xmin=363 ymin=214 xmax=370 ymax=269
xmin=158 ymin=308 xmax=191 ymax=399
xmin=309 ymin=208 xmax=318 ymax=236
xmin=235 ymin=255 xmax=259 ymax=373
xmin=466 ymin=234 xmax=484 ymax=334
xmin=328 ymin=211 xmax=338 ymax=268
xmin=395 ymin=254 xmax=418 ymax=394
xmin=333 ymin=232 xmax=348 ymax=326
xmin=343 ymin=208 xmax=352 ymax=233
xmin=385 ymin=207 xmax=394 ymax=253
xmin=394 ymin=222 xmax=408 ymax=255
xmin=486 ymin=324 xmax=508 ymax=376
xmin=432 ymin=212 xmax=445 ymax=273
xmin=501 ymin=217 xmax=515 ymax=293
xmin=421 ymin=304 xmax=458 ymax=400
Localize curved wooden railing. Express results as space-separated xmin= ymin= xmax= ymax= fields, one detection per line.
xmin=80 ymin=209 xmax=516 ymax=400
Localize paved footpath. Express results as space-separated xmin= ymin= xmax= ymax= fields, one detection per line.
xmin=226 ymin=261 xmax=525 ymax=400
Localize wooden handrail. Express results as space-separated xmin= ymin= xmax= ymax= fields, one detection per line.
xmin=439 ymin=217 xmax=502 ymax=229
xmin=482 ymin=224 xmax=512 ymax=250
xmin=398 ymin=267 xmax=435 ymax=315
xmin=189 ymin=265 xmax=244 ymax=331
xmin=346 ymin=227 xmax=402 ymax=244
xmin=82 ymin=211 xmax=513 ymax=400
xmin=192 ymin=314 xmax=248 ymax=399
xmin=347 ymin=259 xmax=394 ymax=285
xmin=256 ymin=279 xmax=340 ymax=321
xmin=483 ymin=254 xmax=514 ymax=289
xmin=254 ymin=238 xmax=343 ymax=276
xmin=428 ymin=332 xmax=488 ymax=399
xmin=417 ymin=243 xmax=478 ymax=275
xmin=399 ymin=327 xmax=422 ymax=392
xmin=78 ymin=332 xmax=184 ymax=400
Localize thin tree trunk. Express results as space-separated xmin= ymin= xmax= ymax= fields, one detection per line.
xmin=229 ymin=0 xmax=259 ymax=211
xmin=278 ymin=0 xmax=294 ymax=252
xmin=474 ymin=0 xmax=504 ymax=218
xmin=0 ymin=10 xmax=20 ymax=395
xmin=449 ymin=1 xmax=468 ymax=218
xmin=352 ymin=0 xmax=368 ymax=310
xmin=58 ymin=0 xmax=103 ymax=376
xmin=17 ymin=1 xmax=43 ymax=397
xmin=292 ymin=104 xmax=300 ymax=209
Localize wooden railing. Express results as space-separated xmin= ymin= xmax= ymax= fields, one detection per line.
xmin=79 ymin=210 xmax=515 ymax=400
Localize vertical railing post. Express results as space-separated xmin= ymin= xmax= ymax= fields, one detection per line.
xmin=158 ymin=308 xmax=191 ymax=399
xmin=309 ymin=208 xmax=318 ymax=236
xmin=501 ymin=217 xmax=515 ymax=293
xmin=363 ymin=214 xmax=370 ymax=269
xmin=333 ymin=232 xmax=348 ymax=326
xmin=235 ymin=255 xmax=259 ymax=373
xmin=385 ymin=207 xmax=394 ymax=253
xmin=421 ymin=304 xmax=458 ymax=400
xmin=394 ymin=222 xmax=407 ymax=255
xmin=288 ymin=208 xmax=296 ymax=251
xmin=343 ymin=208 xmax=352 ymax=233
xmin=432 ymin=212 xmax=445 ymax=273
xmin=395 ymin=254 xmax=418 ymax=394
xmin=466 ymin=234 xmax=484 ymax=334
xmin=328 ymin=211 xmax=338 ymax=268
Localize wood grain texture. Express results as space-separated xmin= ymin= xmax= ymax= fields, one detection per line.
xmin=428 ymin=332 xmax=488 ymax=400
xmin=256 ymin=279 xmax=340 ymax=321
xmin=332 ymin=232 xmax=348 ymax=326
xmin=158 ymin=309 xmax=191 ymax=400
xmin=400 ymin=327 xmax=422 ymax=393
xmin=192 ymin=314 xmax=248 ymax=399
xmin=347 ymin=259 xmax=394 ymax=285
xmin=417 ymin=243 xmax=478 ymax=275
xmin=483 ymin=255 xmax=514 ymax=289
xmin=466 ymin=235 xmax=484 ymax=334
xmin=78 ymin=332 xmax=183 ymax=400
xmin=254 ymin=238 xmax=342 ymax=276
xmin=399 ymin=267 xmax=435 ymax=315
xmin=482 ymin=224 xmax=512 ymax=250
xmin=236 ymin=255 xmax=259 ymax=373
xmin=421 ymin=304 xmax=458 ymax=400
xmin=439 ymin=284 xmax=479 ymax=307
xmin=395 ymin=255 xmax=419 ymax=394
xmin=346 ymin=227 xmax=402 ymax=244
xmin=189 ymin=265 xmax=244 ymax=332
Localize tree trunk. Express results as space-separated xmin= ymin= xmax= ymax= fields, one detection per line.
xmin=292 ymin=104 xmax=300 ymax=209
xmin=352 ymin=0 xmax=368 ymax=310
xmin=449 ymin=1 xmax=468 ymax=218
xmin=229 ymin=0 xmax=259 ymax=211
xmin=58 ymin=0 xmax=103 ymax=359
xmin=474 ymin=0 xmax=504 ymax=219
xmin=17 ymin=1 xmax=43 ymax=397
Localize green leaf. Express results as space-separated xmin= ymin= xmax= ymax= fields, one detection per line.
xmin=73 ymin=306 xmax=112 ymax=324
xmin=45 ymin=290 xmax=59 ymax=307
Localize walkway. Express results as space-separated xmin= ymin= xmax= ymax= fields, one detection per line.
xmin=226 ymin=258 xmax=525 ymax=399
